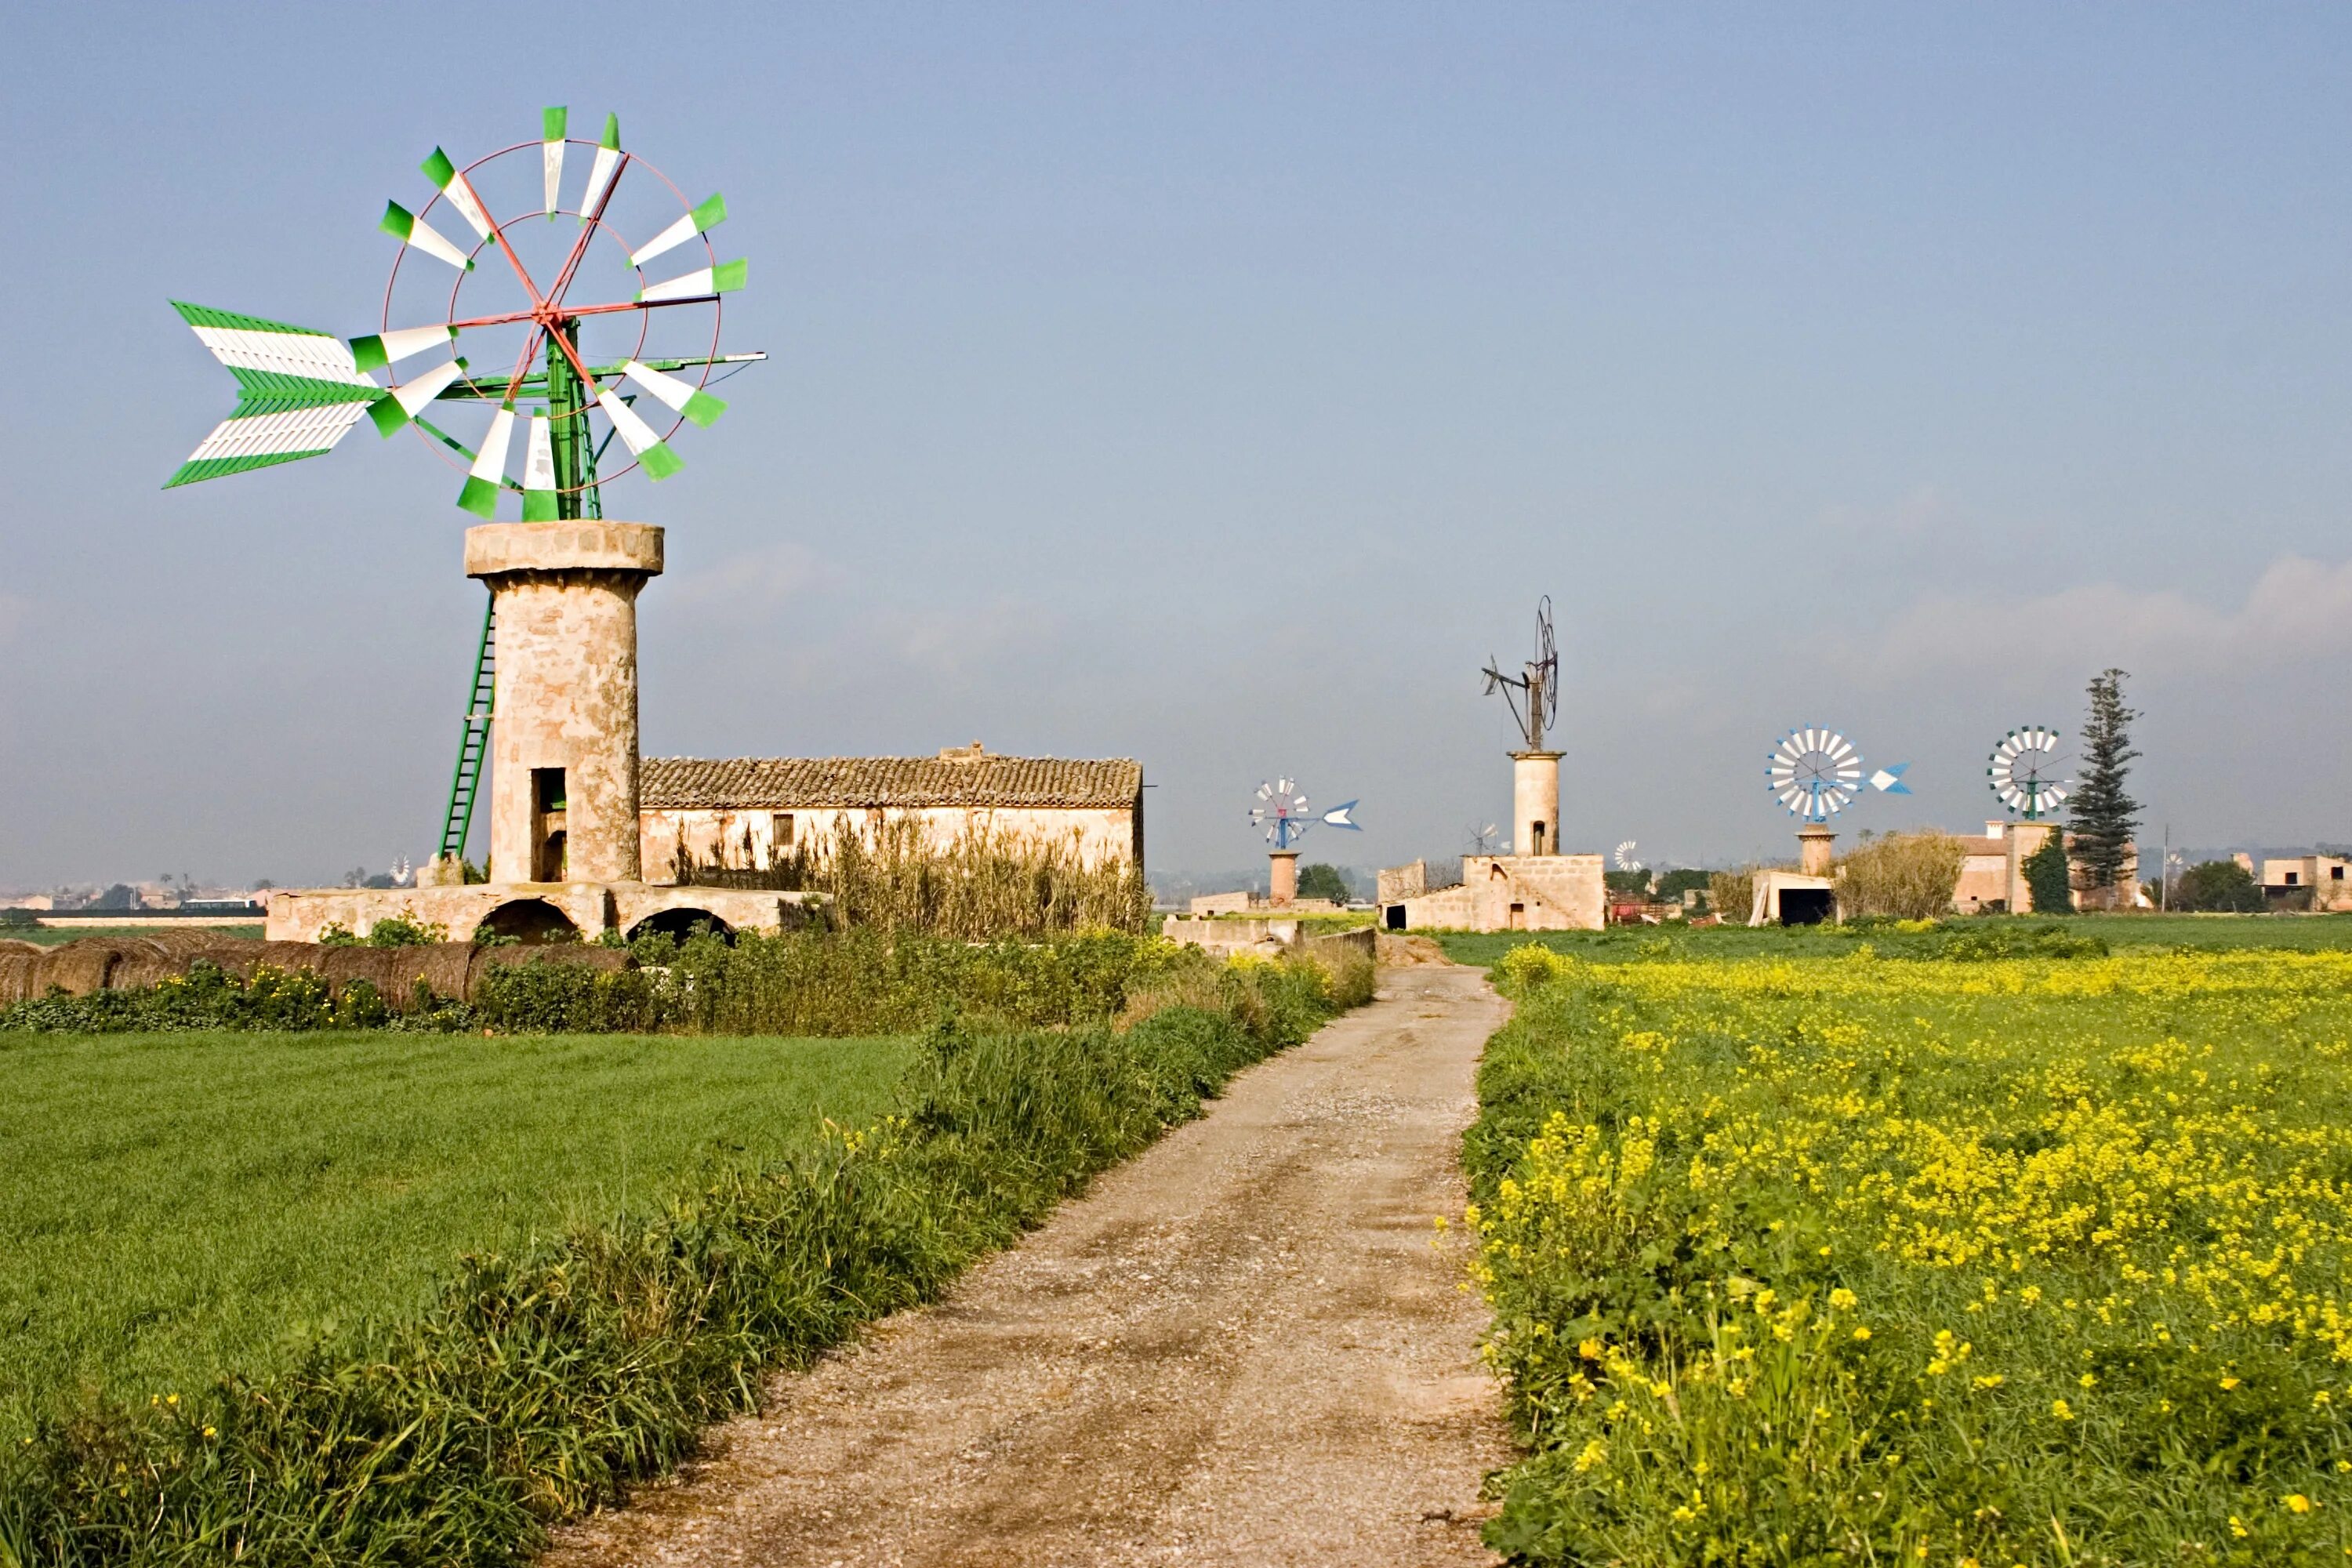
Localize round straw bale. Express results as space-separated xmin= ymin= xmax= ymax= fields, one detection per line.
xmin=314 ymin=947 xmax=401 ymax=996
xmin=381 ymin=944 xmax=477 ymax=1007
xmin=0 ymin=950 xmax=42 ymax=1004
xmin=139 ymin=930 xmax=247 ymax=958
xmin=34 ymin=941 xmax=126 ymax=997
xmin=106 ymin=950 xmax=187 ymax=993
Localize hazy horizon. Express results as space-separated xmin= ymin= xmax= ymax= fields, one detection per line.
xmin=5 ymin=3 xmax=2349 ymax=888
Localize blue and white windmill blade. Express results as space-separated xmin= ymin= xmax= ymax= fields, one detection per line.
xmin=1319 ymin=800 xmax=1362 ymax=831
xmin=1869 ymin=763 xmax=1912 ymax=795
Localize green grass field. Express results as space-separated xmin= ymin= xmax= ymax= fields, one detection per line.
xmin=1435 ymin=910 xmax=2352 ymax=967
xmin=0 ymin=923 xmax=266 ymax=947
xmin=1465 ymin=931 xmax=2352 ymax=1563
xmin=0 ymin=1029 xmax=910 ymax=1432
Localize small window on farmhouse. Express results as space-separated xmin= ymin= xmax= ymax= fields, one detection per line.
xmin=771 ymin=812 xmax=794 ymax=848
xmin=2286 ymin=871 xmax=2301 ymax=885
xmin=2336 ymin=866 xmax=2346 ymax=881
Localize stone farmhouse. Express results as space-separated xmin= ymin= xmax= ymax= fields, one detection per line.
xmin=2239 ymin=852 xmax=2352 ymax=912
xmin=638 ymin=743 xmax=1145 ymax=882
xmin=1950 ymin=820 xmax=2145 ymax=914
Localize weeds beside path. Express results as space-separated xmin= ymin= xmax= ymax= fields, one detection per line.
xmin=545 ymin=964 xmax=1515 ymax=1568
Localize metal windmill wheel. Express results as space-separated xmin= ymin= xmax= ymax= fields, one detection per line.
xmin=1767 ymin=728 xmax=1866 ymax=822
xmin=1988 ymin=727 xmax=2072 ymax=820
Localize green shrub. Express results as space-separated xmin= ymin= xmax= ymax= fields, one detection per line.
xmin=2177 ymin=858 xmax=2263 ymax=913
xmin=2023 ymin=827 xmax=2074 ymax=914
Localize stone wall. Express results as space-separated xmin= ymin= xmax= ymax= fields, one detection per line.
xmin=265 ymin=884 xmax=822 ymax=944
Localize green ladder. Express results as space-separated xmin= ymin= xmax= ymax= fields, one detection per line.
xmin=437 ymin=599 xmax=496 ymax=865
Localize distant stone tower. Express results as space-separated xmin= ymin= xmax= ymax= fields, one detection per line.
xmin=466 ymin=521 xmax=663 ymax=885
xmin=1512 ymin=748 xmax=1562 ymax=857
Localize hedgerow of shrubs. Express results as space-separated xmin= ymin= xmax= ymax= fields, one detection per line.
xmin=0 ymin=927 xmax=1231 ymax=1039
xmin=0 ymin=949 xmax=1359 ymax=1566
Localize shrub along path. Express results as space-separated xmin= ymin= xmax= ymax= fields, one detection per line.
xmin=546 ymin=964 xmax=1513 ymax=1568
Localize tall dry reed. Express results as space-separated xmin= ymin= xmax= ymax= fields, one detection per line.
xmin=679 ymin=815 xmax=1152 ymax=938
xmin=1834 ymin=830 xmax=1965 ymax=920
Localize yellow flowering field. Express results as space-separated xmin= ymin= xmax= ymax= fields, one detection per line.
xmin=1467 ymin=941 xmax=2352 ymax=1565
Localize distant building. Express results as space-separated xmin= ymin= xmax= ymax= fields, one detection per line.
xmin=1951 ymin=821 xmax=2143 ymax=913
xmin=1379 ymin=853 xmax=1603 ymax=932
xmin=638 ymin=743 xmax=1144 ymax=881
xmin=2249 ymin=853 xmax=2352 ymax=912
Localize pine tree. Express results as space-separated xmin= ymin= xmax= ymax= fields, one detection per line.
xmin=2069 ymin=668 xmax=2142 ymax=890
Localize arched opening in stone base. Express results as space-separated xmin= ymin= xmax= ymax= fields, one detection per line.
xmin=479 ymin=898 xmax=581 ymax=946
xmin=626 ymin=908 xmax=735 ymax=946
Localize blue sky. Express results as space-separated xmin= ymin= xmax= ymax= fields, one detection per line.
xmin=3 ymin=3 xmax=2348 ymax=886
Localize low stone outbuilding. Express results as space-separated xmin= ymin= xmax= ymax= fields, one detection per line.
xmin=1379 ymin=853 xmax=1603 ymax=932
xmin=638 ymin=744 xmax=1145 ymax=880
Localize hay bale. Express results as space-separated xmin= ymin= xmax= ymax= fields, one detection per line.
xmin=313 ymin=947 xmax=402 ymax=997
xmin=0 ymin=938 xmax=44 ymax=956
xmin=0 ymin=950 xmax=42 ymax=1004
xmin=105 ymin=940 xmax=187 ymax=993
xmin=34 ymin=941 xmax=129 ymax=997
xmin=139 ymin=930 xmax=250 ymax=958
xmin=379 ymin=945 xmax=477 ymax=1007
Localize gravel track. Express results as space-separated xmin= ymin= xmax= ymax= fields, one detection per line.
xmin=545 ymin=964 xmax=1513 ymax=1567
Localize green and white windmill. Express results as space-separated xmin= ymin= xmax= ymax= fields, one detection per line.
xmin=167 ymin=108 xmax=761 ymax=870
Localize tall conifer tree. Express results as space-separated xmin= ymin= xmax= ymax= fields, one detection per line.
xmin=2069 ymin=668 xmax=2142 ymax=890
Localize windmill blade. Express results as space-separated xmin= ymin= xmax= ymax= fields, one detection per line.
xmin=636 ymin=258 xmax=748 ymax=303
xmin=164 ymin=302 xmax=381 ymax=487
xmin=629 ymin=193 xmax=729 ymax=268
xmin=1256 ymin=782 xmax=1272 ymax=800
xmin=541 ymin=106 xmax=566 ymax=217
xmin=1869 ymin=764 xmax=1911 ymax=794
xmin=456 ymin=405 xmax=517 ymax=519
xmin=621 ymin=360 xmax=727 ymax=427
xmin=594 ymin=390 xmax=684 ymax=479
xmin=521 ymin=414 xmax=558 ymax=521
xmin=350 ymin=324 xmax=459 ymax=373
xmin=421 ymin=149 xmax=496 ymax=243
xmin=368 ymin=358 xmax=466 ymax=437
xmin=1319 ymin=800 xmax=1360 ymax=830
xmin=579 ymin=112 xmax=622 ymax=223
xmin=380 ymin=201 xmax=474 ymax=270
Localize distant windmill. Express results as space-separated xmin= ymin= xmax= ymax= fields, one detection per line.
xmin=1465 ymin=822 xmax=1505 ymax=856
xmin=1987 ymin=727 xmax=2071 ymax=821
xmin=1765 ymin=725 xmax=1911 ymax=877
xmin=1483 ymin=597 xmax=1563 ymax=855
xmin=1248 ymin=777 xmax=1361 ymax=906
xmin=1614 ymin=840 xmax=1642 ymax=872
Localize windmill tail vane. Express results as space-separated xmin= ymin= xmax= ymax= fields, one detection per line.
xmin=164 ymin=303 xmax=389 ymax=488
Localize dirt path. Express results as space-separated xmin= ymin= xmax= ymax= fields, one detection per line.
xmin=546 ymin=964 xmax=1515 ymax=1568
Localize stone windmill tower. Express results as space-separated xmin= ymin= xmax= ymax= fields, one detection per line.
xmin=1482 ymin=597 xmax=1562 ymax=858
xmin=167 ymin=110 xmax=790 ymax=942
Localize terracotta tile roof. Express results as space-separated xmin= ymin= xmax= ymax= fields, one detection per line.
xmin=641 ymin=754 xmax=1142 ymax=811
